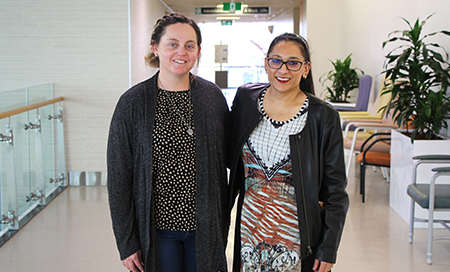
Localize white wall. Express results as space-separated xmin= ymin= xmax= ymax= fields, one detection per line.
xmin=0 ymin=0 xmax=167 ymax=172
xmin=2 ymin=0 xmax=449 ymax=173
xmin=305 ymin=0 xmax=342 ymax=97
xmin=307 ymin=0 xmax=450 ymax=100
xmin=130 ymin=0 xmax=166 ymax=85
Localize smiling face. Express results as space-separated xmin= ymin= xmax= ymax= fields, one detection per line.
xmin=152 ymin=23 xmax=201 ymax=78
xmin=265 ymin=41 xmax=310 ymax=94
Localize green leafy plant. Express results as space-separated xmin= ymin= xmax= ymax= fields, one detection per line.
xmin=381 ymin=14 xmax=450 ymax=142
xmin=320 ymin=54 xmax=363 ymax=103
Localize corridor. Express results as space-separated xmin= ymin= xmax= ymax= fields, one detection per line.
xmin=1 ymin=159 xmax=450 ymax=271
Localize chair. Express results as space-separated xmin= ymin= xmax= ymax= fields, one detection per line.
xmin=357 ymin=132 xmax=391 ymax=203
xmin=407 ymin=155 xmax=450 ymax=264
xmin=339 ymin=76 xmax=393 ymax=138
xmin=340 ymin=76 xmax=398 ymax=177
xmin=343 ymin=121 xmax=397 ymax=177
xmin=339 ymin=75 xmax=393 ymax=120
xmin=332 ymin=75 xmax=372 ymax=111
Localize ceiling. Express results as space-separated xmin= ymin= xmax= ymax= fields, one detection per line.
xmin=162 ymin=0 xmax=301 ymax=23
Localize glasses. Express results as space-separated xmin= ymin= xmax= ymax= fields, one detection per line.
xmin=267 ymin=58 xmax=308 ymax=71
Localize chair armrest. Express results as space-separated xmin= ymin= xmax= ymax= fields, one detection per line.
xmin=432 ymin=167 xmax=450 ymax=173
xmin=413 ymin=155 xmax=450 ymax=161
xmin=340 ymin=115 xmax=383 ymax=120
xmin=342 ymin=119 xmax=386 ymax=135
xmin=342 ymin=118 xmax=384 ymax=123
xmin=343 ymin=123 xmax=397 ymax=141
xmin=360 ymin=132 xmax=391 ymax=153
xmin=411 ymin=155 xmax=450 ymax=185
xmin=340 ymin=113 xmax=381 ymax=117
xmin=339 ymin=110 xmax=368 ymax=114
xmin=351 ymin=123 xmax=398 ymax=129
xmin=329 ymin=102 xmax=356 ymax=107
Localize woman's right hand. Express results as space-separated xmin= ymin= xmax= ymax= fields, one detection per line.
xmin=122 ymin=250 xmax=144 ymax=272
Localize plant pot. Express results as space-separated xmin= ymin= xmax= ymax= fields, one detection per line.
xmin=390 ymin=130 xmax=450 ymax=227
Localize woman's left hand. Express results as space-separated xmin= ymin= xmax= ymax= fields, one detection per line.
xmin=313 ymin=259 xmax=334 ymax=272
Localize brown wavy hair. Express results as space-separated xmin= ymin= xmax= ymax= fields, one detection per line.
xmin=145 ymin=13 xmax=202 ymax=68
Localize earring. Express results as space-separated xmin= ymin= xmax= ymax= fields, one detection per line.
xmin=303 ymin=74 xmax=308 ymax=79
xmin=154 ymin=53 xmax=158 ymax=58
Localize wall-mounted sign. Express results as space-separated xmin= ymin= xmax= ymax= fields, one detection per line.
xmin=215 ymin=45 xmax=228 ymax=64
xmin=223 ymin=2 xmax=242 ymax=12
xmin=221 ymin=20 xmax=233 ymax=26
xmin=196 ymin=6 xmax=270 ymax=15
xmin=196 ymin=7 xmax=227 ymax=14
xmin=243 ymin=7 xmax=270 ymax=14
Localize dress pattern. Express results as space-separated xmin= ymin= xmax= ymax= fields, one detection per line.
xmin=241 ymin=143 xmax=300 ymax=271
xmin=240 ymin=94 xmax=308 ymax=272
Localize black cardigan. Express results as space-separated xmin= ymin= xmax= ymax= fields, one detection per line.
xmin=107 ymin=72 xmax=230 ymax=271
xmin=229 ymin=83 xmax=349 ymax=271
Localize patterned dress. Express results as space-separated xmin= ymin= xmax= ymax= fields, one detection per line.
xmin=240 ymin=89 xmax=308 ymax=272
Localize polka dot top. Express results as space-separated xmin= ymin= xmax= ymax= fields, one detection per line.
xmin=152 ymin=88 xmax=196 ymax=231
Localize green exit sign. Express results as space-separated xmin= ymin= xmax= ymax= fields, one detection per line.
xmin=223 ymin=2 xmax=242 ymax=11
xmin=221 ymin=20 xmax=233 ymax=26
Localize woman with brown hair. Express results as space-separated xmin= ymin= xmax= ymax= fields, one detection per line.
xmin=107 ymin=13 xmax=230 ymax=272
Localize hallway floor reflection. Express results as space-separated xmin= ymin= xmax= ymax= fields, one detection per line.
xmin=1 ymin=156 xmax=450 ymax=271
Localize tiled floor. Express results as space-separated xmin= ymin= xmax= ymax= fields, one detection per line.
xmin=1 ymin=157 xmax=450 ymax=271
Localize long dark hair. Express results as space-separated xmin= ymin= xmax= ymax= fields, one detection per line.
xmin=145 ymin=13 xmax=202 ymax=68
xmin=267 ymin=33 xmax=315 ymax=95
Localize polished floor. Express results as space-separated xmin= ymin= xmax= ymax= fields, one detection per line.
xmin=1 ymin=157 xmax=450 ymax=271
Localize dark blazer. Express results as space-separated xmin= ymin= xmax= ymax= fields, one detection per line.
xmin=107 ymin=72 xmax=230 ymax=271
xmin=229 ymin=83 xmax=349 ymax=271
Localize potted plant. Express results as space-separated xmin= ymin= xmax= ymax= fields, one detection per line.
xmin=381 ymin=13 xmax=450 ymax=142
xmin=380 ymin=14 xmax=450 ymax=224
xmin=320 ymin=54 xmax=364 ymax=103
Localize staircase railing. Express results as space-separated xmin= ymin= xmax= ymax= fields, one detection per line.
xmin=0 ymin=83 xmax=66 ymax=246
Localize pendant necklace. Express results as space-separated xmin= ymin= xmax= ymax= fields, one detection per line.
xmin=159 ymin=77 xmax=194 ymax=136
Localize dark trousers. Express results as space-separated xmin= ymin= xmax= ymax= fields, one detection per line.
xmin=156 ymin=230 xmax=197 ymax=272
xmin=302 ymin=253 xmax=315 ymax=271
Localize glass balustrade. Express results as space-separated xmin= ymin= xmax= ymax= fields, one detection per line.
xmin=0 ymin=83 xmax=65 ymax=244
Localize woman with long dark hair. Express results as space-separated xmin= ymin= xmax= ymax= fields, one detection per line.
xmin=229 ymin=33 xmax=349 ymax=272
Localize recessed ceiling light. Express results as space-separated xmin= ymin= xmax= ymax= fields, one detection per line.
xmin=216 ymin=17 xmax=240 ymax=20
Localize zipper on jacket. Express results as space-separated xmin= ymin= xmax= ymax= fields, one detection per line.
xmin=295 ymin=135 xmax=313 ymax=257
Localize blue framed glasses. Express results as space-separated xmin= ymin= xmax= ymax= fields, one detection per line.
xmin=267 ymin=58 xmax=308 ymax=71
